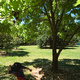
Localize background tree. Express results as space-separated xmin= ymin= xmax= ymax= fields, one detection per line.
xmin=36 ymin=20 xmax=52 ymax=48
xmin=12 ymin=36 xmax=23 ymax=49
xmin=36 ymin=33 xmax=51 ymax=48
xmin=17 ymin=24 xmax=38 ymax=45
xmin=1 ymin=0 xmax=80 ymax=71
xmin=0 ymin=33 xmax=13 ymax=54
xmin=0 ymin=20 xmax=13 ymax=54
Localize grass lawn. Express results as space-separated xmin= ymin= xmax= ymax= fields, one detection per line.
xmin=0 ymin=45 xmax=80 ymax=80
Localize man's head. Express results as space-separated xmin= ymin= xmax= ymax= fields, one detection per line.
xmin=11 ymin=62 xmax=26 ymax=72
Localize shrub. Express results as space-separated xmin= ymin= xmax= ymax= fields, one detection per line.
xmin=0 ymin=33 xmax=13 ymax=54
xmin=36 ymin=34 xmax=50 ymax=48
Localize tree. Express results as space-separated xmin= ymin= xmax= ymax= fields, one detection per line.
xmin=36 ymin=33 xmax=51 ymax=48
xmin=12 ymin=36 xmax=23 ymax=49
xmin=1 ymin=0 xmax=80 ymax=71
xmin=17 ymin=24 xmax=38 ymax=45
xmin=0 ymin=33 xmax=13 ymax=54
xmin=36 ymin=21 xmax=52 ymax=48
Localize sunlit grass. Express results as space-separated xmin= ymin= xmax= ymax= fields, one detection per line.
xmin=59 ymin=45 xmax=80 ymax=59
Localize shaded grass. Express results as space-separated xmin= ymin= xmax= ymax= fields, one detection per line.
xmin=0 ymin=45 xmax=80 ymax=80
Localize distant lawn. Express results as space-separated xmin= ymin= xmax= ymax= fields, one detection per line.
xmin=0 ymin=45 xmax=80 ymax=80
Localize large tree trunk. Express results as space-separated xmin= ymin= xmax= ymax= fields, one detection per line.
xmin=52 ymin=50 xmax=58 ymax=71
xmin=52 ymin=46 xmax=58 ymax=71
xmin=51 ymin=27 xmax=58 ymax=71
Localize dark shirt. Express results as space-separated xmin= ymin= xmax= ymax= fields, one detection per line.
xmin=9 ymin=69 xmax=27 ymax=80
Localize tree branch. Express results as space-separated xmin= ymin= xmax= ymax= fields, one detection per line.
xmin=57 ymin=26 xmax=80 ymax=57
xmin=43 ymin=5 xmax=52 ymax=27
xmin=49 ymin=0 xmax=55 ymax=27
xmin=54 ymin=0 xmax=57 ymax=14
xmin=40 ymin=19 xmax=49 ymax=22
xmin=57 ymin=9 xmax=65 ymax=30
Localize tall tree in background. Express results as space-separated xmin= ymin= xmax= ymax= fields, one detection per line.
xmin=1 ymin=0 xmax=80 ymax=71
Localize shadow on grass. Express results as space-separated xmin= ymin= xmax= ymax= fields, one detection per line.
xmin=22 ymin=58 xmax=80 ymax=80
xmin=59 ymin=59 xmax=80 ymax=70
xmin=63 ymin=45 xmax=79 ymax=49
xmin=0 ymin=66 xmax=8 ymax=79
xmin=23 ymin=59 xmax=51 ymax=67
xmin=0 ymin=51 xmax=29 ymax=57
xmin=40 ymin=45 xmax=80 ymax=50
xmin=40 ymin=46 xmax=52 ymax=49
xmin=67 ymin=45 xmax=79 ymax=47
xmin=9 ymin=51 xmax=29 ymax=57
xmin=0 ymin=47 xmax=30 ymax=57
xmin=0 ymin=65 xmax=17 ymax=80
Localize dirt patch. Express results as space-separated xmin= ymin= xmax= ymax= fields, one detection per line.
xmin=31 ymin=68 xmax=44 ymax=80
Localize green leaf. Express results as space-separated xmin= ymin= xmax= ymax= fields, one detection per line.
xmin=20 ymin=0 xmax=23 ymax=3
xmin=6 ymin=0 xmax=10 ymax=3
xmin=10 ymin=0 xmax=19 ymax=10
xmin=25 ymin=0 xmax=29 ymax=4
xmin=74 ymin=0 xmax=80 ymax=6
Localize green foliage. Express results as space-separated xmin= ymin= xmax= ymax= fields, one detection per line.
xmin=0 ymin=33 xmax=13 ymax=54
xmin=1 ymin=0 xmax=79 ymax=42
xmin=74 ymin=0 xmax=80 ymax=6
xmin=70 ymin=35 xmax=80 ymax=45
xmin=15 ymin=24 xmax=37 ymax=44
xmin=12 ymin=36 xmax=23 ymax=49
xmin=0 ymin=20 xmax=11 ymax=34
xmin=36 ymin=33 xmax=50 ymax=48
xmin=0 ymin=33 xmax=24 ymax=54
xmin=36 ymin=20 xmax=52 ymax=48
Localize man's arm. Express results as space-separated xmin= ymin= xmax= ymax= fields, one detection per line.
xmin=26 ymin=67 xmax=32 ymax=72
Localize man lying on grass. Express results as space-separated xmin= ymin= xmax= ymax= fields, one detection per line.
xmin=8 ymin=62 xmax=32 ymax=80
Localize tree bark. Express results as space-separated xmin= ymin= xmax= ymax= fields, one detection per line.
xmin=51 ymin=26 xmax=58 ymax=71
xmin=52 ymin=50 xmax=58 ymax=71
